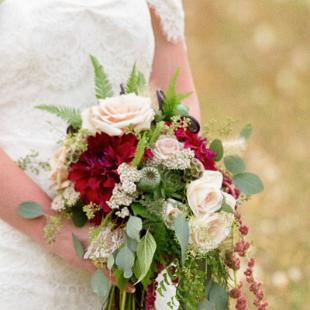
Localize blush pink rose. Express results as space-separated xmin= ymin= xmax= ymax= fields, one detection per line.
xmin=82 ymin=94 xmax=154 ymax=136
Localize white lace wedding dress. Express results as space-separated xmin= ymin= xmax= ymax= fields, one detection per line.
xmin=0 ymin=0 xmax=184 ymax=309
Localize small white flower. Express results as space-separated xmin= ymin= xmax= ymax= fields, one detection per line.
xmin=51 ymin=195 xmax=66 ymax=211
xmin=62 ymin=183 xmax=80 ymax=206
xmin=84 ymin=225 xmax=124 ymax=261
xmin=189 ymin=212 xmax=234 ymax=253
xmin=115 ymin=207 xmax=130 ymax=218
xmin=122 ymin=181 xmax=137 ymax=194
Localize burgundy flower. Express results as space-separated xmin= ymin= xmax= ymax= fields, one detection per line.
xmin=68 ymin=133 xmax=138 ymax=214
xmin=175 ymin=128 xmax=216 ymax=170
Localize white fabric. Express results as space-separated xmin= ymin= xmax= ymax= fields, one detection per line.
xmin=0 ymin=0 xmax=184 ymax=309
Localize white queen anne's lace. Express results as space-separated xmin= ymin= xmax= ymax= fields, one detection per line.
xmin=0 ymin=0 xmax=184 ymax=309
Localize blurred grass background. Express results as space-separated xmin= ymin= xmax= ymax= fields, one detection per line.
xmin=184 ymin=0 xmax=310 ymax=309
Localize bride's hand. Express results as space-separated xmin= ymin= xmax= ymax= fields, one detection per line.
xmin=46 ymin=220 xmax=135 ymax=293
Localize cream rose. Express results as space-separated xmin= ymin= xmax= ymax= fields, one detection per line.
xmin=189 ymin=212 xmax=233 ymax=253
xmin=49 ymin=146 xmax=70 ymax=190
xmin=82 ymin=94 xmax=154 ymax=136
xmin=162 ymin=199 xmax=183 ymax=229
xmin=223 ymin=192 xmax=236 ymax=211
xmin=187 ymin=170 xmax=224 ymax=217
xmin=153 ymin=135 xmax=183 ymax=160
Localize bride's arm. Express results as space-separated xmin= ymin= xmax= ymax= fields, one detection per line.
xmin=0 ymin=148 xmax=95 ymax=271
xmin=150 ymin=8 xmax=201 ymax=121
xmin=0 ymin=149 xmax=134 ymax=290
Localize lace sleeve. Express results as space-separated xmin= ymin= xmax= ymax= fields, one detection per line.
xmin=147 ymin=0 xmax=185 ymax=43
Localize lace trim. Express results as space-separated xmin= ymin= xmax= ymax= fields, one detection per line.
xmin=147 ymin=0 xmax=185 ymax=43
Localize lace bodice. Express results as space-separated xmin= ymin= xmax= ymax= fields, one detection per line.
xmin=0 ymin=0 xmax=184 ymax=309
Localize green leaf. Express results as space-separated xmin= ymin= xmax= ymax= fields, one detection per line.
xmin=233 ymin=172 xmax=264 ymax=195
xmin=134 ymin=231 xmax=156 ymax=283
xmin=131 ymin=133 xmax=147 ymax=167
xmin=209 ymin=139 xmax=224 ymax=161
xmin=206 ymin=281 xmax=229 ymax=310
xmin=240 ymin=123 xmax=253 ymax=140
xmin=126 ymin=237 xmax=138 ymax=253
xmin=71 ymin=206 xmax=88 ymax=227
xmin=16 ymin=201 xmax=45 ymax=219
xmin=162 ymin=68 xmax=192 ymax=119
xmin=149 ymin=121 xmax=165 ymax=146
xmin=126 ymin=216 xmax=142 ymax=241
xmin=107 ymin=254 xmax=114 ymax=270
xmin=35 ymin=105 xmax=82 ymax=129
xmin=220 ymin=197 xmax=234 ymax=214
xmin=91 ymin=270 xmax=111 ymax=303
xmin=72 ymin=233 xmax=85 ymax=259
xmin=90 ymin=55 xmax=113 ymax=100
xmin=224 ymin=155 xmax=246 ymax=175
xmin=199 ymin=299 xmax=216 ymax=310
xmin=114 ymin=269 xmax=128 ymax=291
xmin=126 ymin=64 xmax=146 ymax=95
xmin=115 ymin=246 xmax=135 ymax=279
xmin=174 ymin=215 xmax=189 ymax=265
xmin=131 ymin=203 xmax=153 ymax=220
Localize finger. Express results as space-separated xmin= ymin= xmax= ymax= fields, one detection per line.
xmin=101 ymin=267 xmax=135 ymax=293
xmin=126 ymin=283 xmax=135 ymax=293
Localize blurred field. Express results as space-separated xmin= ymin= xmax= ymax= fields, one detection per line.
xmin=184 ymin=1 xmax=310 ymax=309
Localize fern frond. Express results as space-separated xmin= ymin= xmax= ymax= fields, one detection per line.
xmin=126 ymin=64 xmax=146 ymax=95
xmin=131 ymin=133 xmax=148 ymax=167
xmin=90 ymin=55 xmax=113 ymax=100
xmin=162 ymin=68 xmax=192 ymax=119
xmin=35 ymin=105 xmax=82 ymax=129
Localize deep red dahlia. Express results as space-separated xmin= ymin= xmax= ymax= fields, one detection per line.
xmin=175 ymin=128 xmax=217 ymax=170
xmin=68 ymin=133 xmax=138 ymax=214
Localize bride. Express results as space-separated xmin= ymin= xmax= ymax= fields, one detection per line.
xmin=0 ymin=0 xmax=200 ymax=309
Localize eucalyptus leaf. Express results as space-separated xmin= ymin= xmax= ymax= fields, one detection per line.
xmin=224 ymin=155 xmax=246 ymax=175
xmin=127 ymin=237 xmax=138 ymax=253
xmin=134 ymin=231 xmax=156 ymax=283
xmin=233 ymin=172 xmax=264 ymax=195
xmin=107 ymin=254 xmax=114 ymax=270
xmin=16 ymin=201 xmax=45 ymax=219
xmin=174 ymin=215 xmax=189 ymax=265
xmin=240 ymin=123 xmax=253 ymax=140
xmin=126 ymin=216 xmax=142 ymax=241
xmin=115 ymin=246 xmax=135 ymax=279
xmin=199 ymin=299 xmax=216 ymax=310
xmin=91 ymin=270 xmax=111 ymax=304
xmin=206 ymin=281 xmax=229 ymax=310
xmin=72 ymin=233 xmax=85 ymax=259
xmin=209 ymin=139 xmax=224 ymax=161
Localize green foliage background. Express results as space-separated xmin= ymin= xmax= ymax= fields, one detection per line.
xmin=184 ymin=1 xmax=310 ymax=309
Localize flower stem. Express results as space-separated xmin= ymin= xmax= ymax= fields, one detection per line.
xmin=120 ymin=291 xmax=127 ymax=310
xmin=107 ymin=286 xmax=115 ymax=310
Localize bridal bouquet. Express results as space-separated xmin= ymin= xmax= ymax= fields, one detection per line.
xmin=17 ymin=57 xmax=268 ymax=310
